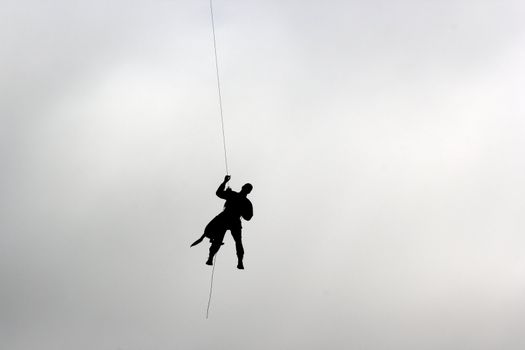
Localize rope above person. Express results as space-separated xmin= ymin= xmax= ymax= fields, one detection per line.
xmin=209 ymin=0 xmax=229 ymax=174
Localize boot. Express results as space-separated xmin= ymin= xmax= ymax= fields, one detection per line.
xmin=237 ymin=260 xmax=244 ymax=270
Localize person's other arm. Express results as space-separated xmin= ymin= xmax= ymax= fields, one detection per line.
xmin=243 ymin=200 xmax=253 ymax=221
xmin=216 ymin=175 xmax=231 ymax=199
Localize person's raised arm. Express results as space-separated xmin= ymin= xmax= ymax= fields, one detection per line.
xmin=216 ymin=175 xmax=231 ymax=199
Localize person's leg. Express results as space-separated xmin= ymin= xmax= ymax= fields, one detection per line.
xmin=207 ymin=228 xmax=226 ymax=265
xmin=230 ymin=228 xmax=244 ymax=269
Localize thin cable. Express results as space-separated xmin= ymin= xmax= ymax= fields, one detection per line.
xmin=206 ymin=253 xmax=218 ymax=319
xmin=209 ymin=0 xmax=229 ymax=175
xmin=206 ymin=0 xmax=226 ymax=320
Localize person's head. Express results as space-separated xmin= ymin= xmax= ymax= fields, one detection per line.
xmin=240 ymin=183 xmax=253 ymax=195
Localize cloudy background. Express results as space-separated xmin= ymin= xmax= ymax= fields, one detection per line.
xmin=1 ymin=0 xmax=525 ymax=349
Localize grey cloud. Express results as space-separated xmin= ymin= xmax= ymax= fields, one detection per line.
xmin=1 ymin=1 xmax=524 ymax=349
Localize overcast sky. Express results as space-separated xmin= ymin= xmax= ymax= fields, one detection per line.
xmin=1 ymin=0 xmax=525 ymax=349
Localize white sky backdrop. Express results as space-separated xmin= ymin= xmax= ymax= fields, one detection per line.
xmin=1 ymin=0 xmax=525 ymax=349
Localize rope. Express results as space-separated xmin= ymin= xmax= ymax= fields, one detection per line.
xmin=206 ymin=253 xmax=218 ymax=319
xmin=210 ymin=0 xmax=229 ymax=175
xmin=206 ymin=0 xmax=228 ymax=320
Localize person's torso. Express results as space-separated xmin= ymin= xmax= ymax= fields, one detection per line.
xmin=222 ymin=190 xmax=249 ymax=219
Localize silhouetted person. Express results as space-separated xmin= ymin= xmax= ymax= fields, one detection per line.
xmin=191 ymin=175 xmax=253 ymax=269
